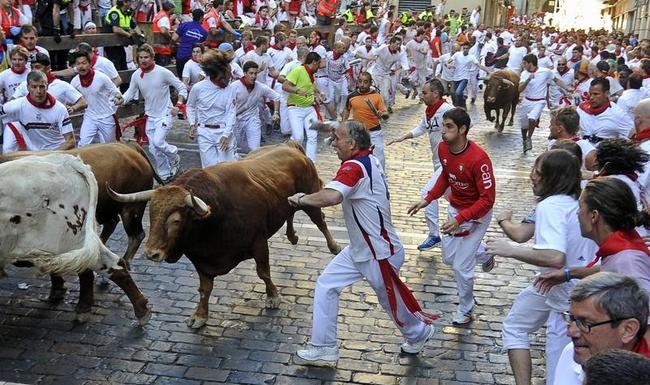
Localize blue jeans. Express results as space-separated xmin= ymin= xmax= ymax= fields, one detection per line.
xmin=452 ymin=79 xmax=468 ymax=108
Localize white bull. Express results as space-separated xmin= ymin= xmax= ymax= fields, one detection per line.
xmin=0 ymin=154 xmax=150 ymax=324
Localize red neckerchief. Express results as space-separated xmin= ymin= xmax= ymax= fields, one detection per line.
xmin=303 ymin=64 xmax=314 ymax=83
xmin=633 ymin=129 xmax=650 ymax=143
xmin=310 ymin=41 xmax=320 ymax=50
xmin=140 ymin=62 xmax=155 ymax=78
xmin=529 ymin=67 xmax=538 ymax=73
xmin=389 ymin=47 xmax=398 ymax=55
xmin=239 ymin=76 xmax=254 ymax=92
xmin=425 ymin=99 xmax=446 ymax=121
xmin=287 ymin=41 xmax=296 ymax=50
xmin=11 ymin=66 xmax=26 ymax=75
xmin=255 ymin=14 xmax=269 ymax=28
xmin=90 ymin=53 xmax=98 ymax=68
xmin=579 ymin=99 xmax=611 ymax=116
xmin=79 ymin=68 xmax=95 ymax=88
xmin=633 ymin=337 xmax=650 ymax=358
xmin=270 ymin=44 xmax=282 ymax=50
xmin=587 ymin=230 xmax=650 ymax=267
xmin=27 ymin=92 xmax=56 ymax=109
xmin=558 ymin=67 xmax=569 ymax=76
xmin=570 ymin=135 xmax=580 ymax=142
xmin=332 ymin=51 xmax=342 ymax=60
xmin=365 ymin=45 xmax=372 ymax=53
xmin=46 ymin=71 xmax=56 ymax=84
xmin=590 ymin=52 xmax=597 ymax=59
xmin=244 ymin=43 xmax=255 ymax=53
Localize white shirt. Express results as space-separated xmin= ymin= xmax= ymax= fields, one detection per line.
xmin=499 ymin=30 xmax=513 ymax=46
xmin=231 ymin=79 xmax=279 ymax=120
xmin=70 ymin=71 xmax=119 ymax=119
xmin=450 ymin=52 xmax=479 ymax=81
xmin=241 ymin=50 xmax=275 ymax=81
xmin=122 ymin=65 xmax=187 ymax=118
xmin=506 ymin=45 xmax=527 ymax=71
xmin=577 ymin=102 xmax=634 ymax=139
xmin=370 ymin=44 xmax=404 ymax=75
xmin=617 ymin=88 xmax=647 ymax=121
xmin=267 ymin=45 xmax=292 ymax=74
xmin=410 ymin=101 xmax=455 ymax=167
xmin=1 ymin=96 xmax=72 ymax=150
xmin=548 ymin=69 xmax=574 ymax=105
xmin=186 ymin=79 xmax=236 ymax=138
xmin=182 ymin=59 xmax=203 ymax=86
xmin=520 ymin=67 xmax=554 ymax=99
xmin=536 ymin=55 xmax=553 ymax=69
xmin=553 ymin=343 xmax=583 ymax=385
xmin=405 ymin=39 xmax=429 ymax=69
xmin=0 ymin=68 xmax=28 ymax=102
xmin=13 ymin=78 xmax=82 ymax=106
xmin=93 ymin=55 xmax=120 ymax=81
xmin=534 ymin=194 xmax=596 ymax=311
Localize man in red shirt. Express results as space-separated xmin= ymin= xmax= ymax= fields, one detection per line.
xmin=408 ymin=107 xmax=496 ymax=325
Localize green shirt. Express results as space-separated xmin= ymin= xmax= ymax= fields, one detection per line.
xmin=286 ymin=65 xmax=316 ymax=107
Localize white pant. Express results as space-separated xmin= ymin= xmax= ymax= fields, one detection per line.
xmin=197 ymin=125 xmax=237 ymax=167
xmin=235 ymin=114 xmax=261 ymax=154
xmin=288 ymin=105 xmax=318 ymax=162
xmin=372 ymin=73 xmax=391 ymax=107
xmin=327 ymin=78 xmax=348 ymax=116
xmin=369 ymin=129 xmax=385 ymax=170
xmin=441 ymin=206 xmax=492 ymax=315
xmin=79 ymin=115 xmax=117 ymax=147
xmin=502 ymin=285 xmax=570 ymax=385
xmin=519 ymin=98 xmax=546 ymax=127
xmin=421 ymin=167 xmax=444 ymax=237
xmin=146 ymin=114 xmax=177 ymax=179
xmin=310 ymin=246 xmax=427 ymax=347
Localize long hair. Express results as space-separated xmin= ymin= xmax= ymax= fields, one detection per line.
xmin=534 ymin=149 xmax=581 ymax=201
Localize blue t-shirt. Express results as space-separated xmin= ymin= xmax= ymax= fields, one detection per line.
xmin=175 ymin=21 xmax=208 ymax=60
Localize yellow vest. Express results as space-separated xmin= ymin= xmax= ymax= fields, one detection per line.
xmin=105 ymin=6 xmax=132 ymax=31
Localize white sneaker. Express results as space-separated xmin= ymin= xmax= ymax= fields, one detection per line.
xmin=400 ymin=324 xmax=435 ymax=354
xmin=452 ymin=309 xmax=473 ymax=325
xmin=296 ymin=345 xmax=339 ymax=361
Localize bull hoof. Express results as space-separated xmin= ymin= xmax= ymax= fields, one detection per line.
xmin=137 ymin=308 xmax=152 ymax=326
xmin=487 ymin=116 xmax=495 ymax=122
xmin=507 ymin=121 xmax=514 ymax=126
xmin=497 ymin=125 xmax=505 ymax=133
xmin=266 ymin=295 xmax=282 ymax=309
xmin=45 ymin=287 xmax=67 ymax=303
xmin=287 ymin=233 xmax=299 ymax=245
xmin=75 ymin=311 xmax=92 ymax=324
xmin=186 ymin=314 xmax=208 ymax=329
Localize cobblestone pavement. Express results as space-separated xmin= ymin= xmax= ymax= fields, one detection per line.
xmin=0 ymin=94 xmax=552 ymax=385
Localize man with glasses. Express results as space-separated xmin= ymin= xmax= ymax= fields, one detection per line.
xmin=553 ymin=272 xmax=650 ymax=385
xmin=548 ymin=58 xmax=574 ymax=110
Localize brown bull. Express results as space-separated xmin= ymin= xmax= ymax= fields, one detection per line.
xmin=483 ymin=69 xmax=520 ymax=132
xmin=0 ymin=142 xmax=159 ymax=322
xmin=108 ymin=141 xmax=341 ymax=328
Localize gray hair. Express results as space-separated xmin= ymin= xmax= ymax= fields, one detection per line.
xmin=344 ymin=120 xmax=371 ymax=150
xmin=571 ymin=272 xmax=649 ymax=339
xmin=27 ymin=70 xmax=48 ymax=84
xmin=296 ymin=47 xmax=309 ymax=61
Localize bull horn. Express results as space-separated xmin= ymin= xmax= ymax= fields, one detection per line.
xmin=184 ymin=193 xmax=211 ymax=217
xmin=106 ymin=182 xmax=154 ymax=203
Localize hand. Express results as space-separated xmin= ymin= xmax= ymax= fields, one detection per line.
xmin=189 ymin=125 xmax=196 ymax=140
xmin=287 ymin=192 xmax=304 ymax=207
xmin=113 ymin=94 xmax=124 ymax=105
xmin=272 ymin=112 xmax=280 ymax=123
xmin=218 ymin=136 xmax=230 ymax=151
xmin=440 ymin=219 xmax=459 ymax=235
xmin=66 ymin=105 xmax=75 ymax=114
xmin=53 ymin=29 xmax=62 ymax=43
xmin=407 ymin=199 xmax=429 ymax=216
xmin=486 ymin=238 xmax=516 ymax=258
xmin=232 ymin=30 xmax=242 ymax=40
xmin=533 ymin=270 xmax=565 ymax=295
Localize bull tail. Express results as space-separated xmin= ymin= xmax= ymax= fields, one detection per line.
xmin=128 ymin=142 xmax=165 ymax=185
xmin=36 ymin=155 xmax=117 ymax=275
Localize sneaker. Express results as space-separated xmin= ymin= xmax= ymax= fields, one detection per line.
xmin=411 ymin=89 xmax=418 ymax=100
xmin=405 ymin=89 xmax=411 ymax=99
xmin=401 ymin=324 xmax=435 ymax=354
xmin=481 ymin=256 xmax=496 ymax=273
xmin=296 ymin=345 xmax=339 ymax=361
xmin=170 ymin=154 xmax=181 ymax=178
xmin=387 ymin=106 xmax=393 ymax=114
xmin=452 ymin=309 xmax=473 ymax=325
xmin=417 ymin=235 xmax=441 ymax=251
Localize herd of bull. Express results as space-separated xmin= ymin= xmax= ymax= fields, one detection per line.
xmin=0 ymin=141 xmax=341 ymax=328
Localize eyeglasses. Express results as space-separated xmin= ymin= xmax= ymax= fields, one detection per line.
xmin=561 ymin=311 xmax=632 ymax=334
xmin=557 ymin=63 xmax=567 ymax=66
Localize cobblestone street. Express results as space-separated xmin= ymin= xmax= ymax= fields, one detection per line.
xmin=0 ymin=95 xmax=552 ymax=385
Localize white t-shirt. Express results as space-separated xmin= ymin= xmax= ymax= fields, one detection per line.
xmin=70 ymin=70 xmax=119 ymax=119
xmin=122 ymin=65 xmax=188 ymax=118
xmin=241 ymin=50 xmax=275 ymax=81
xmin=451 ymin=52 xmax=479 ymax=81
xmin=182 ymin=59 xmax=203 ymax=86
xmin=410 ymin=101 xmax=455 ymax=167
xmin=1 ymin=96 xmax=72 ymax=150
xmin=520 ymin=67 xmax=554 ymax=99
xmin=534 ymin=194 xmax=597 ymax=311
xmin=553 ymin=343 xmax=583 ymax=385
xmin=13 ymin=78 xmax=82 ymax=106
xmin=506 ymin=45 xmax=527 ymax=71
xmin=577 ymin=102 xmax=634 ymax=139
xmin=0 ymin=68 xmax=28 ymax=101
xmin=231 ymin=79 xmax=279 ymax=120
xmin=185 ymin=79 xmax=236 ymax=138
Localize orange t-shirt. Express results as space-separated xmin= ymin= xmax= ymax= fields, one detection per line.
xmin=346 ymin=90 xmax=386 ymax=130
